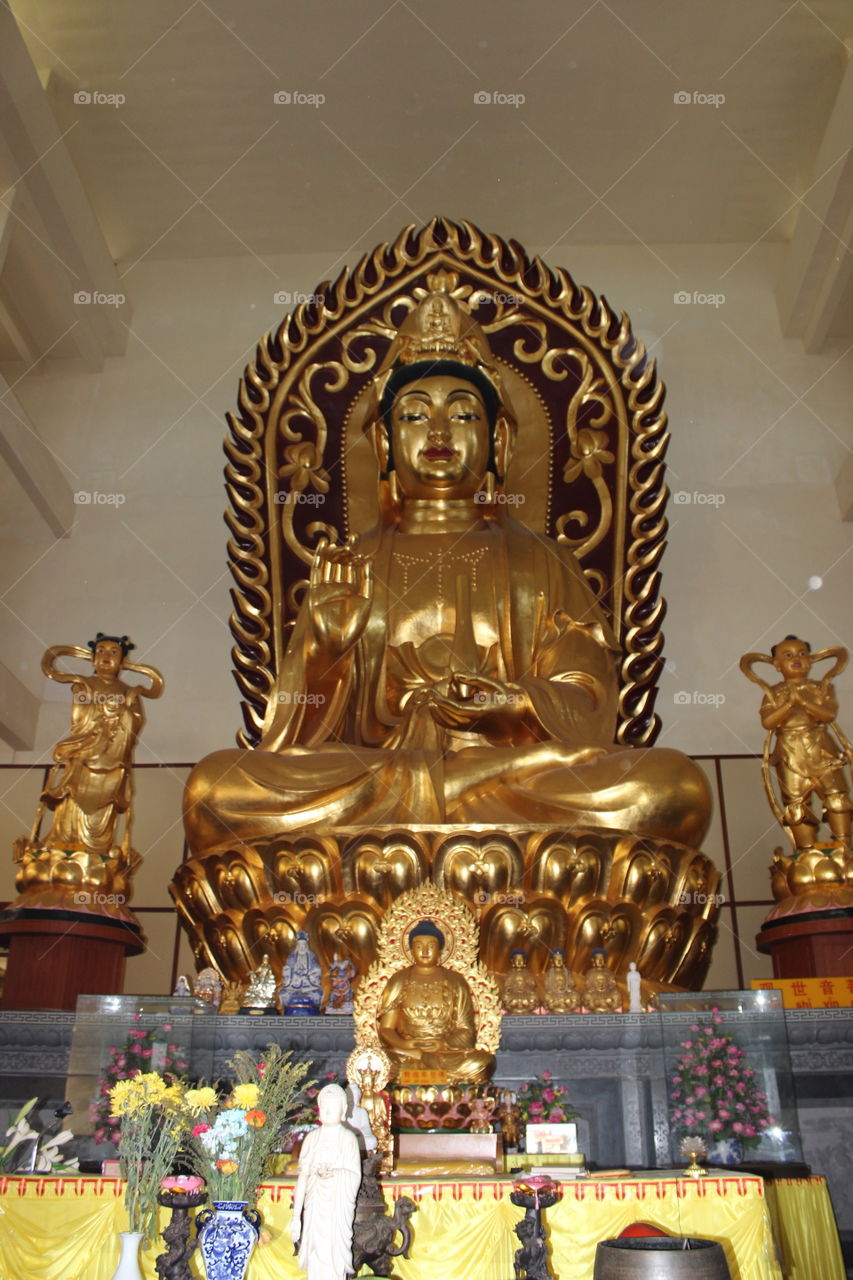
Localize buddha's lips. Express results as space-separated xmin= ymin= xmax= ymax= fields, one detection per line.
xmin=422 ymin=446 xmax=457 ymax=460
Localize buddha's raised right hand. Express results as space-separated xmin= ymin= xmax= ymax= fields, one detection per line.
xmin=308 ymin=535 xmax=374 ymax=657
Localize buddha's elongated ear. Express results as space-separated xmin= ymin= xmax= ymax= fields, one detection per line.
xmin=493 ymin=415 xmax=512 ymax=481
xmin=369 ymin=421 xmax=391 ymax=476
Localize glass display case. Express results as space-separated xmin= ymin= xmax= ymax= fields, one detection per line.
xmin=66 ymin=994 xmax=211 ymax=1142
xmin=658 ymin=989 xmax=803 ymax=1165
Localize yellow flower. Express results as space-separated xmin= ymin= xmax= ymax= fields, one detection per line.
xmin=136 ymin=1073 xmax=168 ymax=1102
xmin=110 ymin=1072 xmax=170 ymax=1116
xmin=184 ymin=1086 xmax=218 ymax=1113
xmin=216 ymin=1159 xmax=239 ymax=1175
xmin=231 ymin=1083 xmax=259 ymax=1109
xmin=109 ymin=1078 xmax=145 ymax=1117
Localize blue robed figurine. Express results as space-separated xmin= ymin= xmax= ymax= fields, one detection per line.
xmin=280 ymin=930 xmax=323 ymax=1015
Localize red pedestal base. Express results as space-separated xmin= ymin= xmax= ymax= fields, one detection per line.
xmin=0 ymin=908 xmax=145 ymax=1010
xmin=755 ymin=909 xmax=853 ymax=978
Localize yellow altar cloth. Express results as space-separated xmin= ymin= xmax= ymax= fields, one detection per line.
xmin=0 ymin=1173 xmax=842 ymax=1280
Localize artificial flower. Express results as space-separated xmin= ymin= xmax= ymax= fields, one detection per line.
xmin=231 ymin=1083 xmax=260 ymax=1109
xmin=185 ymin=1086 xmax=218 ymax=1112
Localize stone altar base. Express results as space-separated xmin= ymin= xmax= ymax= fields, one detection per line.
xmin=0 ymin=908 xmax=144 ymax=1011
xmin=395 ymin=1131 xmax=502 ymax=1174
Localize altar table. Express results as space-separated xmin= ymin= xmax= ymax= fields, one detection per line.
xmin=0 ymin=1173 xmax=843 ymax=1280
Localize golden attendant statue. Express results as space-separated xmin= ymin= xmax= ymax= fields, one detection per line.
xmin=13 ymin=634 xmax=163 ymax=910
xmin=741 ymin=637 xmax=853 ymax=902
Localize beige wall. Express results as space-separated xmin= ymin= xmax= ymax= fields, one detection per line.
xmin=0 ymin=754 xmax=774 ymax=996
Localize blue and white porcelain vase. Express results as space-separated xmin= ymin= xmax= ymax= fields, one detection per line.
xmin=707 ymin=1136 xmax=744 ymax=1166
xmin=197 ymin=1201 xmax=261 ymax=1280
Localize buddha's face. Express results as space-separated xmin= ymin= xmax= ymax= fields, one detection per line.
xmin=318 ymin=1088 xmax=346 ymax=1125
xmin=410 ymin=934 xmax=441 ymax=968
xmin=389 ymin=375 xmax=491 ymax=500
xmin=552 ymin=953 xmax=565 ymax=969
xmin=773 ymin=637 xmax=811 ymax=681
xmin=93 ymin=641 xmax=124 ymax=677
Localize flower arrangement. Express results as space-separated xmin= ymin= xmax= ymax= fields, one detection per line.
xmin=0 ymin=1099 xmax=78 ymax=1174
xmin=89 ymin=1013 xmax=189 ymax=1145
xmin=515 ymin=1070 xmax=578 ymax=1125
xmin=183 ymin=1044 xmax=312 ymax=1205
xmin=668 ymin=1010 xmax=773 ymax=1150
xmin=108 ymin=1071 xmax=185 ymax=1248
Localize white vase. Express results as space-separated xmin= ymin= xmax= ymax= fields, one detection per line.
xmin=109 ymin=1231 xmax=144 ymax=1280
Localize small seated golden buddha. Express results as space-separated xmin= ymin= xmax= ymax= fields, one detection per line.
xmin=542 ymin=950 xmax=581 ymax=1013
xmin=502 ymin=950 xmax=539 ymax=1014
xmin=377 ymin=920 xmax=494 ymax=1083
xmin=582 ymin=949 xmax=622 ymax=1012
xmin=354 ymin=884 xmax=501 ymax=1089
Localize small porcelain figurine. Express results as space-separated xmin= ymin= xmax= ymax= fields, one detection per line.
xmin=172 ymin=974 xmax=191 ymax=997
xmin=240 ymin=955 xmax=278 ymax=1013
xmin=327 ymin=953 xmax=357 ymax=1015
xmin=280 ymin=931 xmax=323 ymax=1014
xmin=503 ymin=950 xmax=539 ymax=1015
xmin=291 ymin=1083 xmax=362 ymax=1280
xmin=627 ymin=961 xmax=643 ymax=1013
xmin=193 ymin=967 xmax=222 ymax=1009
xmin=345 ymin=1081 xmax=377 ymax=1154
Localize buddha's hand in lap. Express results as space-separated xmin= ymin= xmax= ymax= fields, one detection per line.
xmin=429 ymin=673 xmax=531 ymax=735
xmin=308 ymin=535 xmax=374 ymax=657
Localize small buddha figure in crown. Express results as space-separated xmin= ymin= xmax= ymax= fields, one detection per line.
xmin=376 ymin=919 xmax=494 ymax=1083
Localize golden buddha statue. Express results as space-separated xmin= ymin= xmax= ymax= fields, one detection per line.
xmin=376 ymin=919 xmax=493 ymax=1082
xmin=502 ymin=950 xmax=539 ymax=1015
xmin=173 ymin=224 xmax=722 ymax=992
xmin=353 ymin=884 xmax=500 ymax=1086
xmin=542 ymin=950 xmax=581 ymax=1014
xmin=582 ymin=950 xmax=622 ymax=1012
xmin=183 ymin=289 xmax=710 ymax=849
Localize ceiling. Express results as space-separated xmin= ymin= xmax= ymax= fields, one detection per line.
xmin=8 ymin=0 xmax=853 ymax=263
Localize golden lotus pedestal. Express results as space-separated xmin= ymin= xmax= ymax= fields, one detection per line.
xmin=389 ymin=1081 xmax=498 ymax=1133
xmin=390 ymin=1084 xmax=502 ymax=1174
xmin=170 ymin=825 xmax=721 ymax=991
xmin=756 ymin=845 xmax=853 ymax=978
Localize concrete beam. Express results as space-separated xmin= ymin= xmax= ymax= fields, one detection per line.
xmin=0 ymin=660 xmax=39 ymax=751
xmin=0 ymin=7 xmax=130 ymax=368
xmin=0 ymin=375 xmax=74 ymax=538
xmin=835 ymin=450 xmax=853 ymax=522
xmin=776 ymin=41 xmax=853 ymax=351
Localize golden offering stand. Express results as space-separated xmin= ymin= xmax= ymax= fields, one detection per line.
xmin=172 ymin=217 xmax=720 ymax=994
